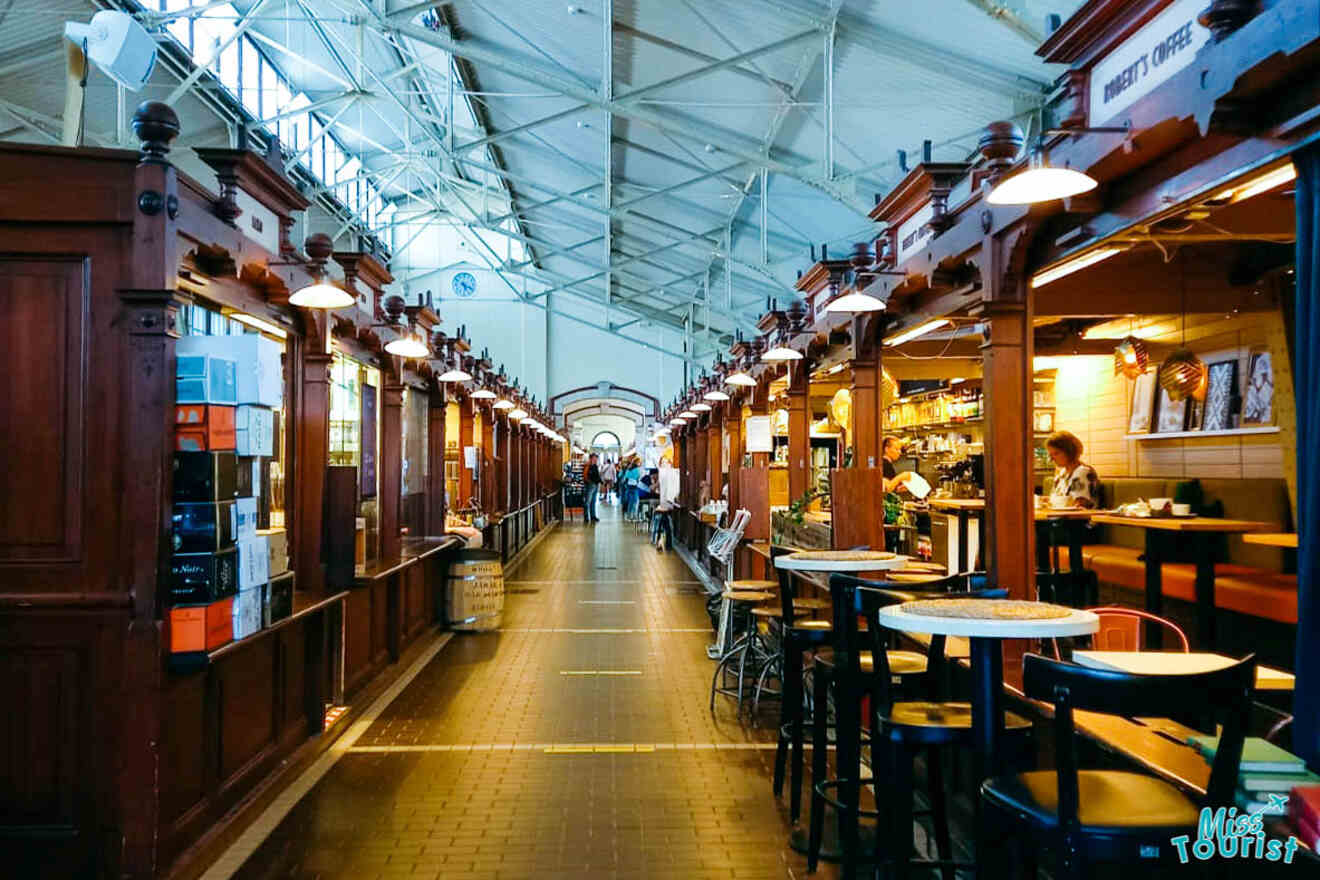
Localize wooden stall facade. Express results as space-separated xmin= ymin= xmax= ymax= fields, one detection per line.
xmin=0 ymin=105 xmax=480 ymax=878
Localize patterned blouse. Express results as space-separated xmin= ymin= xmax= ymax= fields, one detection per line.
xmin=1050 ymin=463 xmax=1100 ymax=509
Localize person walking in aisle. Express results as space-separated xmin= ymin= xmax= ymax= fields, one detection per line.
xmin=622 ymin=457 xmax=642 ymax=520
xmin=584 ymin=454 xmax=602 ymax=523
xmin=652 ymin=457 xmax=680 ymax=551
xmin=600 ymin=457 xmax=617 ymax=504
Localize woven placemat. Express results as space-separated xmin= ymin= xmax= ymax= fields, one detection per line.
xmin=788 ymin=550 xmax=898 ymax=562
xmin=902 ymin=599 xmax=1071 ymax=620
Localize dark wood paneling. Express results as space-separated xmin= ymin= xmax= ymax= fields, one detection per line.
xmin=830 ymin=468 xmax=887 ymax=551
xmin=160 ymin=674 xmax=207 ymax=826
xmin=738 ymin=469 xmax=770 ymax=541
xmin=403 ymin=564 xmax=426 ymax=643
xmin=0 ymin=257 xmax=86 ymax=563
xmin=0 ymin=646 xmax=81 ymax=827
xmin=217 ymin=638 xmax=276 ymax=783
xmin=344 ymin=588 xmax=372 ymax=691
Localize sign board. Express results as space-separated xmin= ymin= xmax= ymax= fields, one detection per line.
xmin=1089 ymin=0 xmax=1208 ymax=124
xmin=360 ymin=383 xmax=377 ymax=498
xmin=234 ymin=188 xmax=281 ymax=255
xmin=464 ymin=445 xmax=477 ymax=469
xmin=894 ymin=201 xmax=935 ymax=264
xmin=745 ymin=415 xmax=773 ymax=453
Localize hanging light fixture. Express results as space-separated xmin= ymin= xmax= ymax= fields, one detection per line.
xmin=679 ymin=410 xmax=698 ymax=419
xmin=494 ymin=398 xmax=514 ymax=410
xmin=704 ymin=388 xmax=730 ymax=401
xmin=692 ymin=401 xmax=712 ymax=412
xmin=385 ymin=325 xmax=430 ymax=358
xmin=824 ymin=289 xmax=885 ymax=313
xmin=987 ymin=148 xmax=1097 ymax=205
xmin=725 ymin=370 xmax=756 ymax=386
xmin=1113 ymin=335 xmax=1149 ymax=379
xmin=471 ymin=388 xmax=496 ymax=400
xmin=289 ymin=233 xmax=355 ymax=309
xmin=509 ymin=407 xmax=528 ymax=420
xmin=437 ymin=359 xmax=473 ymax=382
xmin=761 ymin=341 xmax=803 ymax=361
xmin=1159 ymin=348 xmax=1206 ymax=401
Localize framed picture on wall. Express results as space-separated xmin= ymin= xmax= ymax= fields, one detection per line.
xmin=1154 ymin=383 xmax=1188 ymax=434
xmin=1202 ymin=359 xmax=1239 ymax=432
xmin=1242 ymin=349 xmax=1275 ymax=426
xmin=1129 ymin=371 xmax=1156 ymax=434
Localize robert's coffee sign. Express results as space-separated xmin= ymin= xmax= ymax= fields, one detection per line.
xmin=1089 ymin=0 xmax=1208 ymax=124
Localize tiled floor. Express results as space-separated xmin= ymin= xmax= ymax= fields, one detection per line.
xmin=227 ymin=504 xmax=834 ymax=880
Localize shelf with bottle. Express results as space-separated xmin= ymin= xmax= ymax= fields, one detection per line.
xmin=886 ymin=383 xmax=983 ymax=430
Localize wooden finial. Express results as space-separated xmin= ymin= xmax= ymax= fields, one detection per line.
xmin=1198 ymin=0 xmax=1256 ymax=41
xmin=132 ymin=101 xmax=179 ymax=165
xmin=304 ymin=233 xmax=334 ymax=264
xmin=977 ymin=121 xmax=1024 ymax=180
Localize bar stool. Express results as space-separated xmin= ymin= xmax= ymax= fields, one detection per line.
xmin=979 ymin=653 xmax=1254 ymax=879
xmin=710 ymin=585 xmax=777 ymax=711
xmin=814 ymin=575 xmax=1033 ymax=879
xmin=709 ymin=579 xmax=778 ymax=660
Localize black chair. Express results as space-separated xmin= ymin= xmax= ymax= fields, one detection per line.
xmin=809 ymin=574 xmax=1031 ymax=879
xmin=980 ymin=652 xmax=1255 ymax=879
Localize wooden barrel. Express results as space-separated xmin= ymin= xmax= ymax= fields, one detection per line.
xmin=446 ymin=549 xmax=504 ymax=631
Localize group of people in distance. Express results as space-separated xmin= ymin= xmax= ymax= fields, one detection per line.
xmin=580 ymin=452 xmax=680 ymax=551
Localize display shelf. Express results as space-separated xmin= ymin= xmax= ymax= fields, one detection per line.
xmin=1125 ymin=426 xmax=1280 ymax=441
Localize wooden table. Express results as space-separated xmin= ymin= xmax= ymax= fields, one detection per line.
xmin=1089 ymin=515 xmax=1273 ymax=649
xmin=1072 ymin=650 xmax=1296 ymax=692
xmin=1242 ymin=532 xmax=1299 ymax=548
xmin=927 ymin=498 xmax=985 ymax=574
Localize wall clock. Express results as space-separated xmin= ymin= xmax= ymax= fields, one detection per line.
xmin=452 ymin=271 xmax=477 ymax=298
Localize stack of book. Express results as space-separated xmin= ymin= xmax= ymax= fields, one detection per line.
xmin=1187 ymin=735 xmax=1315 ymax=818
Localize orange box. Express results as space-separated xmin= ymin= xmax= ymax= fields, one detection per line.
xmin=169 ymin=597 xmax=234 ymax=653
xmin=174 ymin=405 xmax=236 ymax=451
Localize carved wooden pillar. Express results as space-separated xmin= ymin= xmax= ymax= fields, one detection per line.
xmin=726 ymin=404 xmax=743 ymax=513
xmin=787 ymin=361 xmax=811 ymax=501
xmin=480 ymin=405 xmax=495 ymax=512
xmin=380 ymin=382 xmax=404 ymax=560
xmin=977 ymin=296 xmax=1034 ymax=598
xmin=708 ymin=405 xmax=724 ymax=500
xmin=850 ymin=315 xmax=884 ymax=469
xmin=494 ymin=414 xmax=509 ymax=512
xmin=511 ymin=423 xmax=523 ymax=508
xmin=458 ymin=399 xmax=474 ymax=506
xmin=677 ymin=432 xmax=688 ymax=503
xmin=295 ymin=345 xmax=332 ymax=593
xmin=428 ymin=388 xmax=447 ymax=533
xmin=694 ymin=420 xmax=709 ymax=504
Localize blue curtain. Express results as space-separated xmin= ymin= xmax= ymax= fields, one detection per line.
xmin=1296 ymin=145 xmax=1320 ymax=771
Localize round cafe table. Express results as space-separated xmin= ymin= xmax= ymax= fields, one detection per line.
xmin=875 ymin=599 xmax=1098 ymax=778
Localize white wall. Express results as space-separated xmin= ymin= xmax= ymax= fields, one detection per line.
xmin=390 ymin=212 xmax=694 ymax=407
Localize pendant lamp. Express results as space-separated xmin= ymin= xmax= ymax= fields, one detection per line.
xmin=385 ymin=327 xmax=429 ymax=358
xmin=725 ymin=370 xmax=757 ymax=386
xmin=1159 ymin=348 xmax=1206 ymax=402
xmin=987 ymin=148 xmax=1098 ymax=206
xmin=1113 ymin=335 xmax=1149 ymax=380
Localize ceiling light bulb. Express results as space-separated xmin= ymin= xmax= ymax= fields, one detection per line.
xmin=289 ymin=281 xmax=354 ymax=309
xmin=824 ymin=291 xmax=886 ymax=313
xmin=761 ymin=344 xmax=803 ymax=361
xmin=679 ymin=410 xmax=698 ymax=419
xmin=494 ymin=398 xmax=514 ymax=410
xmin=669 ymin=418 xmax=685 ymax=426
xmin=471 ymin=388 xmax=496 ymax=399
xmin=987 ymin=150 xmax=1098 ymax=206
xmin=509 ymin=408 xmax=528 ymax=420
xmin=692 ymin=402 xmax=712 ymax=412
xmin=1030 ymin=246 xmax=1125 ymax=288
xmin=704 ymin=389 xmax=730 ymax=401
xmin=385 ymin=331 xmax=429 ymax=358
xmin=226 ymin=311 xmax=288 ymax=338
xmin=1226 ymin=163 xmax=1297 ymax=202
xmin=725 ymin=371 xmax=757 ymax=386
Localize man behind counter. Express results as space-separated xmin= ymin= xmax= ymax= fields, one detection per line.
xmin=881 ymin=435 xmax=918 ymax=494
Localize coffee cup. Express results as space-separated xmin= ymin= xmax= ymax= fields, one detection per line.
xmin=1148 ymin=497 xmax=1173 ymax=512
xmin=1171 ymin=503 xmax=1192 ymax=517
xmin=1049 ymin=495 xmax=1071 ymax=509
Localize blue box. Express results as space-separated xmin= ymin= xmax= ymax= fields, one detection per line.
xmin=176 ymin=354 xmax=238 ymax=404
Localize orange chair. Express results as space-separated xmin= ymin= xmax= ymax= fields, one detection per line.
xmin=1053 ymin=606 xmax=1189 ymax=659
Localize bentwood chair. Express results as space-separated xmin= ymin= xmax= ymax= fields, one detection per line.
xmin=980 ymin=652 xmax=1255 ymax=879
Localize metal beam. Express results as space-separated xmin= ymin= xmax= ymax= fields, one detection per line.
xmin=388 ymin=17 xmax=873 ymax=213
xmin=166 ymin=0 xmax=270 ymax=105
xmin=613 ymin=28 xmax=820 ymax=103
xmin=962 ymin=0 xmax=1045 ymax=44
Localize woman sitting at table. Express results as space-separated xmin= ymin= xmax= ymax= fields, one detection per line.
xmin=1046 ymin=430 xmax=1100 ymax=509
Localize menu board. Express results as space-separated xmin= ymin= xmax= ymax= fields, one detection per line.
xmin=745 ymin=415 xmax=773 ymax=453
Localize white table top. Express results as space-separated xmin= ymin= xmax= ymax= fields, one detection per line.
xmin=774 ymin=551 xmax=910 ymax=572
xmin=1072 ymin=651 xmax=1294 ymax=689
xmin=876 ymin=601 xmax=1099 ymax=638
